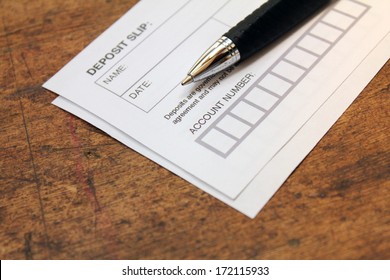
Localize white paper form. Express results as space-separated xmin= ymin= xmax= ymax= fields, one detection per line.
xmin=44 ymin=0 xmax=390 ymax=216
xmin=53 ymin=30 xmax=390 ymax=218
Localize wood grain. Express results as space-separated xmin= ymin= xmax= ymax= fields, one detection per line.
xmin=0 ymin=0 xmax=389 ymax=259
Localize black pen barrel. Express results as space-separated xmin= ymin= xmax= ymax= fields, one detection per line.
xmin=224 ymin=0 xmax=331 ymax=61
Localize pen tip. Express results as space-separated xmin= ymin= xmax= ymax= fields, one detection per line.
xmin=181 ymin=75 xmax=193 ymax=86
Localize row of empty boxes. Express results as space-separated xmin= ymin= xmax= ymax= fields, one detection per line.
xmin=196 ymin=0 xmax=369 ymax=157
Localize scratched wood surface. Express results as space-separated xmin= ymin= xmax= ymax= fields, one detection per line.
xmin=0 ymin=0 xmax=389 ymax=260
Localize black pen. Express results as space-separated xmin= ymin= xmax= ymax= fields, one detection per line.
xmin=181 ymin=0 xmax=331 ymax=86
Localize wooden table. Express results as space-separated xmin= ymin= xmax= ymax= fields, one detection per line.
xmin=1 ymin=0 xmax=389 ymax=260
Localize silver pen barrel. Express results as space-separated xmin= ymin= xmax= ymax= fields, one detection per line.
xmin=181 ymin=36 xmax=240 ymax=85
